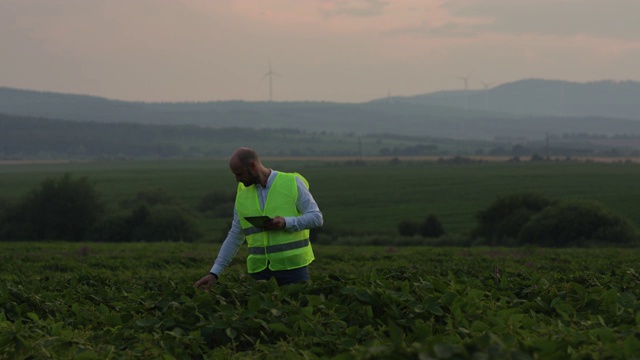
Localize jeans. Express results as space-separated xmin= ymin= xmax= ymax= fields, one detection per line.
xmin=250 ymin=266 xmax=310 ymax=286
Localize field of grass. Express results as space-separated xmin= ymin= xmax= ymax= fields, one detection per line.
xmin=1 ymin=158 xmax=640 ymax=240
xmin=1 ymin=242 xmax=639 ymax=358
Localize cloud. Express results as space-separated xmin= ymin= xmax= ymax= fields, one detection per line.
xmin=444 ymin=0 xmax=640 ymax=40
xmin=318 ymin=0 xmax=389 ymax=17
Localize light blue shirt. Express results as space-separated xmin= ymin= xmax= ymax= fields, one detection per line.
xmin=210 ymin=170 xmax=323 ymax=276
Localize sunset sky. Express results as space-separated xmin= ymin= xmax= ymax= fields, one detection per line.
xmin=2 ymin=0 xmax=639 ymax=103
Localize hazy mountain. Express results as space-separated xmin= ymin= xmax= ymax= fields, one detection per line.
xmin=1 ymin=79 xmax=640 ymax=142
xmin=375 ymin=79 xmax=640 ymax=120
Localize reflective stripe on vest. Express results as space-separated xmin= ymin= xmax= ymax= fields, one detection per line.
xmin=243 ymin=227 xmax=264 ymax=236
xmin=248 ymin=238 xmax=310 ymax=255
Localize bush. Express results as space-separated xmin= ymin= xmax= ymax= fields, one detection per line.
xmin=473 ymin=192 xmax=555 ymax=246
xmin=519 ymin=200 xmax=640 ymax=247
xmin=0 ymin=196 xmax=13 ymax=213
xmin=119 ymin=187 xmax=183 ymax=209
xmin=419 ymin=214 xmax=445 ymax=238
xmin=90 ymin=210 xmax=132 ymax=243
xmin=91 ymin=205 xmax=201 ymax=242
xmin=197 ymin=190 xmax=235 ymax=217
xmin=397 ymin=220 xmax=418 ymax=237
xmin=0 ymin=174 xmax=105 ymax=241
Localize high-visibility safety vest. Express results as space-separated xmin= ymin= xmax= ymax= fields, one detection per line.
xmin=236 ymin=172 xmax=315 ymax=273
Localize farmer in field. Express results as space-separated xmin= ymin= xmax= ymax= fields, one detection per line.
xmin=194 ymin=147 xmax=323 ymax=289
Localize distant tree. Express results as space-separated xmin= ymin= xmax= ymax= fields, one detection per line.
xmin=119 ymin=187 xmax=183 ymax=209
xmin=91 ymin=205 xmax=201 ymax=242
xmin=197 ymin=190 xmax=235 ymax=216
xmin=519 ymin=200 xmax=640 ymax=247
xmin=530 ymin=154 xmax=545 ymax=162
xmin=397 ymin=220 xmax=418 ymax=237
xmin=0 ymin=174 xmax=105 ymax=241
xmin=0 ymin=196 xmax=13 ymax=214
xmin=473 ymin=192 xmax=555 ymax=246
xmin=419 ymin=214 xmax=445 ymax=238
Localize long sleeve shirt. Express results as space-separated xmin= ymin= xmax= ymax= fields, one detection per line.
xmin=210 ymin=170 xmax=323 ymax=276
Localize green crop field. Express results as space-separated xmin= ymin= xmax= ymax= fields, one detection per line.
xmin=1 ymin=242 xmax=639 ymax=359
xmin=1 ymin=158 xmax=639 ymax=241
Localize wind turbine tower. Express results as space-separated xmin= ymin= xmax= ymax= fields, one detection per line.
xmin=480 ymin=80 xmax=492 ymax=111
xmin=457 ymin=73 xmax=472 ymax=109
xmin=263 ymin=60 xmax=280 ymax=102
xmin=560 ymin=82 xmax=565 ymax=117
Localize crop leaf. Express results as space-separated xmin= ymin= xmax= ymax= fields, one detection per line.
xmin=268 ymin=323 xmax=292 ymax=335
xmin=624 ymin=334 xmax=640 ymax=358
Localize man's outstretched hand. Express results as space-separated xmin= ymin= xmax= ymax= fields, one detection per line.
xmin=194 ymin=273 xmax=218 ymax=291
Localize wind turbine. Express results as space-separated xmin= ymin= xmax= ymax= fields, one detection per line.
xmin=263 ymin=60 xmax=280 ymax=102
xmin=560 ymin=82 xmax=565 ymax=117
xmin=457 ymin=72 xmax=472 ymax=109
xmin=480 ymin=80 xmax=492 ymax=111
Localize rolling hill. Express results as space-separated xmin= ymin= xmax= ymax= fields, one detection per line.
xmin=1 ymin=79 xmax=640 ymax=143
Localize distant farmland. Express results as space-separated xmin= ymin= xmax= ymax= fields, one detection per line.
xmin=1 ymin=158 xmax=639 ymax=240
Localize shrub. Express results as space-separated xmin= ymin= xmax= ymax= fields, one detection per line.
xmin=473 ymin=192 xmax=555 ymax=246
xmin=91 ymin=205 xmax=201 ymax=242
xmin=197 ymin=190 xmax=235 ymax=217
xmin=0 ymin=196 xmax=13 ymax=213
xmin=0 ymin=173 xmax=105 ymax=241
xmin=519 ymin=200 xmax=640 ymax=247
xmin=119 ymin=187 xmax=183 ymax=209
xmin=397 ymin=220 xmax=418 ymax=237
xmin=419 ymin=214 xmax=445 ymax=238
xmin=90 ymin=210 xmax=132 ymax=243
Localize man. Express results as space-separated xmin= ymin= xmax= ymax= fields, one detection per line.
xmin=194 ymin=147 xmax=323 ymax=289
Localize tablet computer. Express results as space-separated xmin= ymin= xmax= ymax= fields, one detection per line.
xmin=244 ymin=216 xmax=272 ymax=228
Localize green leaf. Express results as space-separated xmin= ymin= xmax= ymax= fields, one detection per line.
xmin=305 ymin=295 xmax=324 ymax=307
xmin=624 ymin=333 xmax=640 ymax=359
xmin=471 ymin=320 xmax=490 ymax=332
xmin=104 ymin=313 xmax=122 ymax=327
xmin=531 ymin=339 xmax=558 ymax=357
xmin=268 ymin=323 xmax=292 ymax=335
xmin=26 ymin=312 xmax=39 ymax=322
xmin=74 ymin=350 xmax=98 ymax=360
xmin=248 ymin=295 xmax=261 ymax=312
xmin=387 ymin=321 xmax=403 ymax=344
xmin=616 ymin=292 xmax=636 ymax=310
xmin=98 ymin=303 xmax=109 ymax=315
xmin=364 ymin=305 xmax=373 ymax=319
xmin=589 ymin=327 xmax=614 ymax=342
xmin=355 ymin=289 xmax=375 ymax=304
xmin=225 ymin=327 xmax=238 ymax=339
xmin=467 ymin=288 xmax=485 ymax=301
xmin=135 ymin=317 xmax=160 ymax=328
xmin=72 ymin=303 xmax=81 ymax=315
xmin=426 ymin=300 xmax=444 ymax=316
xmin=433 ymin=343 xmax=454 ymax=358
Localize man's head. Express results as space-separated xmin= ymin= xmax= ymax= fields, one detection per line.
xmin=229 ymin=147 xmax=262 ymax=187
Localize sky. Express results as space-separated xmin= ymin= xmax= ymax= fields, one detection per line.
xmin=2 ymin=0 xmax=640 ymax=103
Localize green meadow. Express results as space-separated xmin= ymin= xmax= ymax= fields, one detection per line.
xmin=1 ymin=158 xmax=640 ymax=240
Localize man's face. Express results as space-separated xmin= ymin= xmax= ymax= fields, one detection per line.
xmin=230 ymin=161 xmax=259 ymax=187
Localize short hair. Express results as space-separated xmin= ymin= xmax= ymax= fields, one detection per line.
xmin=237 ymin=148 xmax=259 ymax=166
